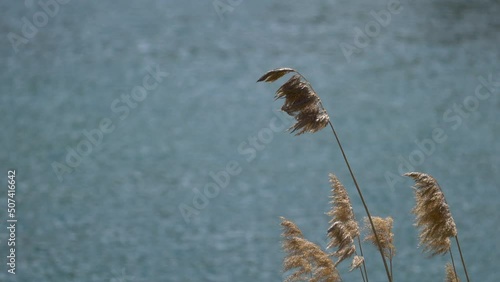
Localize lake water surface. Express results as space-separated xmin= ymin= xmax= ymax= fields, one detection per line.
xmin=1 ymin=0 xmax=499 ymax=281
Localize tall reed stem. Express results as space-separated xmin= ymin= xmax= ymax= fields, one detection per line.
xmin=327 ymin=120 xmax=392 ymax=282
xmin=449 ymin=247 xmax=459 ymax=281
xmin=455 ymin=235 xmax=470 ymax=282
xmin=356 ymin=236 xmax=369 ymax=282
xmin=434 ymin=182 xmax=470 ymax=282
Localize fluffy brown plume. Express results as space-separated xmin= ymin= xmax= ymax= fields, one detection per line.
xmin=364 ymin=216 xmax=395 ymax=260
xmin=258 ymin=68 xmax=329 ymax=135
xmin=445 ymin=263 xmax=460 ymax=282
xmin=404 ymin=172 xmax=457 ymax=256
xmin=280 ymin=217 xmax=340 ymax=282
xmin=327 ymin=174 xmax=360 ymax=238
xmin=349 ymin=255 xmax=364 ymax=272
xmin=326 ymin=174 xmax=359 ymax=265
xmin=326 ymin=222 xmax=355 ymax=266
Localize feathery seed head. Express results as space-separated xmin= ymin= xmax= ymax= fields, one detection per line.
xmin=326 ymin=174 xmax=359 ymax=266
xmin=258 ymin=68 xmax=330 ymax=135
xmin=445 ymin=262 xmax=460 ymax=282
xmin=349 ymin=256 xmax=364 ymax=272
xmin=280 ymin=217 xmax=340 ymax=282
xmin=327 ymin=174 xmax=359 ymax=237
xmin=364 ymin=216 xmax=395 ymax=259
xmin=280 ymin=216 xmax=304 ymax=238
xmin=404 ymin=172 xmax=458 ymax=256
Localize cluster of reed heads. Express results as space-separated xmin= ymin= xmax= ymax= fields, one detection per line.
xmin=257 ymin=68 xmax=470 ymax=282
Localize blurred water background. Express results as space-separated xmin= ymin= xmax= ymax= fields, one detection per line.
xmin=0 ymin=0 xmax=499 ymax=281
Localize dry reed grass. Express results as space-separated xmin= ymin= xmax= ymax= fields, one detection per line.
xmin=446 ymin=263 xmax=461 ymax=282
xmin=363 ymin=217 xmax=395 ymax=260
xmin=257 ymin=68 xmax=329 ymax=135
xmin=258 ymin=67 xmax=392 ymax=281
xmin=364 ymin=216 xmax=395 ymax=278
xmin=281 ymin=217 xmax=341 ymax=282
xmin=404 ymin=172 xmax=457 ymax=256
xmin=349 ymin=256 xmax=364 ymax=272
xmin=326 ymin=174 xmax=359 ymax=266
xmin=256 ymin=68 xmax=471 ymax=282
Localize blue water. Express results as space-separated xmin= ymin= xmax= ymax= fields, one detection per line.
xmin=1 ymin=0 xmax=499 ymax=281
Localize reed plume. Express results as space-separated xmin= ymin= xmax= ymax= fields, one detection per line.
xmin=364 ymin=216 xmax=395 ymax=277
xmin=364 ymin=217 xmax=395 ymax=259
xmin=326 ymin=174 xmax=359 ymax=266
xmin=327 ymin=174 xmax=360 ymax=239
xmin=445 ymin=263 xmax=460 ymax=282
xmin=257 ymin=68 xmax=329 ymax=135
xmin=327 ymin=222 xmax=355 ymax=266
xmin=405 ymin=172 xmax=470 ymax=282
xmin=280 ymin=217 xmax=341 ymax=282
xmin=404 ymin=172 xmax=457 ymax=255
xmin=350 ymin=255 xmax=364 ymax=272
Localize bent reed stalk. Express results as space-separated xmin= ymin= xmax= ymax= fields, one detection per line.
xmin=258 ymin=68 xmax=392 ymax=282
xmin=326 ymin=119 xmax=392 ymax=282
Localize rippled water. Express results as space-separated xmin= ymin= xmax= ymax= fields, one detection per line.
xmin=1 ymin=0 xmax=499 ymax=281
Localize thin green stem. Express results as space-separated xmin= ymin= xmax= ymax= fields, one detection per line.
xmin=327 ymin=120 xmax=392 ymax=282
xmin=455 ymin=235 xmax=470 ymax=282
